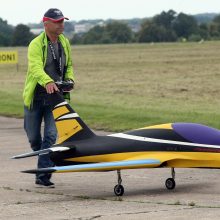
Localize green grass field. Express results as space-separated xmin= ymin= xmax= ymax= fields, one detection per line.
xmin=1 ymin=41 xmax=220 ymax=131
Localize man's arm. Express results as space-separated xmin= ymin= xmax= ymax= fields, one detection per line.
xmin=28 ymin=41 xmax=54 ymax=87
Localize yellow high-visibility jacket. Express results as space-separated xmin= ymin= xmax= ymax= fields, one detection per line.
xmin=23 ymin=31 xmax=74 ymax=108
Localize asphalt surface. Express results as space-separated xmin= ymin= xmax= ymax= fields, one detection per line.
xmin=1 ymin=116 xmax=220 ymax=220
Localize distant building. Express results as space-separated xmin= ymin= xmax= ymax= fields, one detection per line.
xmin=74 ymin=21 xmax=104 ymax=34
xmin=30 ymin=28 xmax=44 ymax=35
xmin=129 ymin=24 xmax=141 ymax=33
xmin=74 ymin=23 xmax=93 ymax=34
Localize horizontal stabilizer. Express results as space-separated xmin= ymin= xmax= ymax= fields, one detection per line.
xmin=12 ymin=146 xmax=70 ymax=159
xmin=22 ymin=168 xmax=56 ymax=174
xmin=22 ymin=159 xmax=161 ymax=174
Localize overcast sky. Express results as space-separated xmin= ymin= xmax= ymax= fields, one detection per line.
xmin=1 ymin=0 xmax=220 ymax=26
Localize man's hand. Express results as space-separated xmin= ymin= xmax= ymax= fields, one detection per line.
xmin=45 ymin=82 xmax=59 ymax=94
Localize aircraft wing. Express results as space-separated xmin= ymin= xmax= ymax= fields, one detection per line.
xmin=22 ymin=159 xmax=162 ymax=174
xmin=12 ymin=146 xmax=71 ymax=159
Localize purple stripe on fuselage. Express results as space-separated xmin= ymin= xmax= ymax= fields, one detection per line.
xmin=172 ymin=123 xmax=220 ymax=145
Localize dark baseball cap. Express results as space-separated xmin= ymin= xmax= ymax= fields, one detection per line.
xmin=43 ymin=8 xmax=69 ymax=22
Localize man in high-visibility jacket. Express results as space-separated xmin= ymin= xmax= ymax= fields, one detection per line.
xmin=23 ymin=8 xmax=74 ymax=187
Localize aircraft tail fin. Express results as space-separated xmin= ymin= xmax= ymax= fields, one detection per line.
xmin=49 ymin=93 xmax=95 ymax=144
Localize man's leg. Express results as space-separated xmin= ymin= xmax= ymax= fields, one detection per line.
xmin=24 ymin=104 xmax=43 ymax=152
xmin=24 ymin=103 xmax=43 ymax=181
xmin=37 ymin=103 xmax=57 ymax=183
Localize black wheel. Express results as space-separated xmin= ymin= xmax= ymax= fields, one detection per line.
xmin=114 ymin=184 xmax=124 ymax=196
xmin=165 ymin=178 xmax=176 ymax=190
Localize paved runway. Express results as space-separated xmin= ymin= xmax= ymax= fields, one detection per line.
xmin=0 ymin=116 xmax=220 ymax=219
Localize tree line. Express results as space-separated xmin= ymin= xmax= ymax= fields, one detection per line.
xmin=1 ymin=10 xmax=220 ymax=46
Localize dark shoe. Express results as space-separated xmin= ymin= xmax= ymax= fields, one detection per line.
xmin=35 ymin=178 xmax=55 ymax=188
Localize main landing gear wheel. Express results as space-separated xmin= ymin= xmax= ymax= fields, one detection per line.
xmin=165 ymin=178 xmax=176 ymax=190
xmin=114 ymin=170 xmax=124 ymax=196
xmin=165 ymin=167 xmax=176 ymax=190
xmin=114 ymin=184 xmax=124 ymax=196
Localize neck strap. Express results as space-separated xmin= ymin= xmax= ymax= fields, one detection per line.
xmin=47 ymin=37 xmax=63 ymax=77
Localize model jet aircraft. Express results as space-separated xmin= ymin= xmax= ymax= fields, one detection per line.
xmin=13 ymin=92 xmax=220 ymax=196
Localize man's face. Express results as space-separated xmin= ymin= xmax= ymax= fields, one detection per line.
xmin=44 ymin=19 xmax=64 ymax=36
